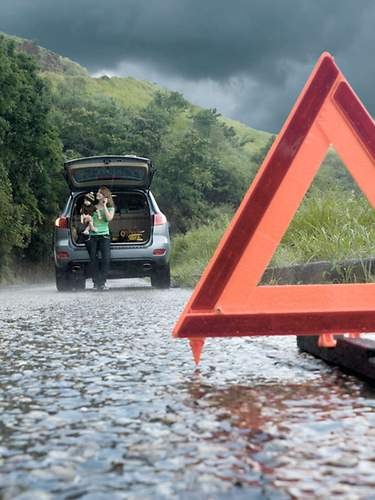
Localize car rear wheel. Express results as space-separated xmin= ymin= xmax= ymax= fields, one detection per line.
xmin=151 ymin=264 xmax=171 ymax=289
xmin=55 ymin=268 xmax=72 ymax=291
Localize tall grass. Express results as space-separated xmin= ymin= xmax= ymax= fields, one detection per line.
xmin=171 ymin=189 xmax=375 ymax=286
xmin=171 ymin=212 xmax=231 ymax=287
xmin=273 ymin=190 xmax=375 ymax=266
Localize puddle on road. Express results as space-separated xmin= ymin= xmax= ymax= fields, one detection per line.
xmin=0 ymin=283 xmax=374 ymax=498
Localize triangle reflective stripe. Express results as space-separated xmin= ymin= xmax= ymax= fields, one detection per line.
xmin=172 ymin=52 xmax=375 ymax=363
xmin=334 ymin=82 xmax=375 ymax=159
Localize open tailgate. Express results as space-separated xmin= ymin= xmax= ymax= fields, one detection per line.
xmin=64 ymin=155 xmax=154 ymax=191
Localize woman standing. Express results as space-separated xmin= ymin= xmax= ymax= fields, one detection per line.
xmin=85 ymin=186 xmax=115 ymax=291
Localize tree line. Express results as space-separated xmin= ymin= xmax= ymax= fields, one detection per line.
xmin=0 ymin=36 xmax=63 ymax=278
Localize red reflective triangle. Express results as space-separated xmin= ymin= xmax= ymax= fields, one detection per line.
xmin=173 ymin=52 xmax=375 ymax=363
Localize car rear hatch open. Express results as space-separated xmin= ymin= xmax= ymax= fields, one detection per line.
xmin=64 ymin=155 xmax=154 ymax=191
xmin=71 ymin=190 xmax=152 ymax=246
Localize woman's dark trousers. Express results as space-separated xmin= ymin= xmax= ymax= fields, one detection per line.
xmin=85 ymin=235 xmax=111 ymax=287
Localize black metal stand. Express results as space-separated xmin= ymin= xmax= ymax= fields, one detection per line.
xmin=297 ymin=335 xmax=375 ymax=382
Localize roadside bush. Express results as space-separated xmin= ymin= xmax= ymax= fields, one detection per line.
xmin=171 ymin=211 xmax=232 ymax=286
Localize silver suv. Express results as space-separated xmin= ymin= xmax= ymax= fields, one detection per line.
xmin=53 ymin=155 xmax=171 ymax=291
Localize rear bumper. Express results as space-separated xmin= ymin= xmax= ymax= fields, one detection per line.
xmin=54 ymin=234 xmax=170 ymax=276
xmin=57 ymin=259 xmax=167 ymax=279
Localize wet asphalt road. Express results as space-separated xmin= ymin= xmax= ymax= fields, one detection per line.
xmin=0 ymin=279 xmax=375 ymax=499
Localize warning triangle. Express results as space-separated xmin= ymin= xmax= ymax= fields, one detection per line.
xmin=173 ymin=52 xmax=375 ymax=363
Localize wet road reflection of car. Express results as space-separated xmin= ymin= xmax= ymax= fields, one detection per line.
xmin=0 ymin=280 xmax=374 ymax=498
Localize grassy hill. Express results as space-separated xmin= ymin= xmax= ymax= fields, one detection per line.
xmin=46 ymin=72 xmax=158 ymax=110
xmin=5 ymin=32 xmax=271 ymax=162
xmin=4 ymin=31 xmax=354 ymax=204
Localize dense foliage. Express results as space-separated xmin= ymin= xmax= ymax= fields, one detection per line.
xmin=0 ymin=36 xmax=63 ymax=278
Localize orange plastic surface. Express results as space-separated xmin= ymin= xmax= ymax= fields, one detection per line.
xmin=173 ymin=52 xmax=375 ymax=364
xmin=318 ymin=334 xmax=337 ymax=348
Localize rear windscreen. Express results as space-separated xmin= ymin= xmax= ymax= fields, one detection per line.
xmin=72 ymin=165 xmax=147 ymax=183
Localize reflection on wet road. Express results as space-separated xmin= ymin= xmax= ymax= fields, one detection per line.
xmin=0 ymin=280 xmax=374 ymax=499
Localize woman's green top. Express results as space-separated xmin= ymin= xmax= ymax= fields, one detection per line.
xmin=90 ymin=207 xmax=114 ymax=236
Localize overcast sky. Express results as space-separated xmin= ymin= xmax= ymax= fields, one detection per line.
xmin=1 ymin=0 xmax=375 ymax=132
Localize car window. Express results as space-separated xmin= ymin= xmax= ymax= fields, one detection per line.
xmin=72 ymin=165 xmax=147 ymax=183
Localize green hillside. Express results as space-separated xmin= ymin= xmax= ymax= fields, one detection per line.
xmin=46 ymin=73 xmax=158 ymax=110
xmin=5 ymin=32 xmax=271 ymax=164
xmin=35 ymin=47 xmax=345 ymax=192
xmin=11 ymin=35 xmax=274 ymax=232
xmin=42 ymin=72 xmax=271 ymax=169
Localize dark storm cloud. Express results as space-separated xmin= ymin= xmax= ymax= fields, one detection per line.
xmin=1 ymin=0 xmax=374 ymax=131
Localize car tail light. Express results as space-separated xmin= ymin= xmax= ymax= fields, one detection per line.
xmin=55 ymin=217 xmax=69 ymax=228
xmin=56 ymin=251 xmax=69 ymax=260
xmin=154 ymin=213 xmax=167 ymax=225
xmin=153 ymin=248 xmax=167 ymax=256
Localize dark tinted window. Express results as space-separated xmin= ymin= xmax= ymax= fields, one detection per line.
xmin=73 ymin=166 xmax=146 ymax=183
